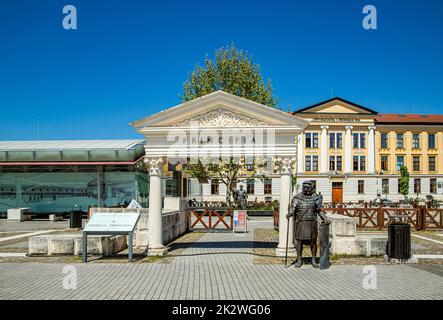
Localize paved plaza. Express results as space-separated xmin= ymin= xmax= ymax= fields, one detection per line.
xmin=0 ymin=219 xmax=442 ymax=300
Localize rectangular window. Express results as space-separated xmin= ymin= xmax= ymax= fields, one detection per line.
xmin=312 ymin=133 xmax=319 ymax=148
xmin=412 ymin=134 xmax=420 ymax=149
xmin=381 ymin=155 xmax=388 ymax=171
xmin=336 ymin=156 xmax=342 ymax=171
xmin=353 ymin=133 xmax=366 ymax=148
xmin=382 ymin=179 xmax=389 ymax=194
xmin=360 ymin=156 xmax=366 ymax=171
xmin=428 ymin=133 xmax=436 ymax=149
xmin=396 ymin=156 xmax=405 ymax=171
xmin=329 ymin=156 xmax=342 ymax=171
xmin=397 ymin=133 xmax=404 ymax=149
xmin=353 ymin=133 xmax=359 ymax=149
xmin=305 ymin=156 xmax=311 ymax=171
xmin=398 ymin=178 xmax=401 ymax=194
xmin=329 ymin=132 xmax=342 ymax=149
xmin=336 ymin=133 xmax=342 ymax=148
xmin=311 ymin=180 xmax=317 ymax=192
xmin=305 ymin=155 xmax=318 ymax=171
xmin=353 ymin=156 xmax=359 ymax=171
xmin=247 ymin=179 xmax=255 ymax=194
xmin=306 ymin=132 xmax=319 ymax=148
xmin=430 ymin=178 xmax=437 ymax=194
xmin=211 ymin=179 xmax=219 ymax=195
xmin=305 ymin=133 xmax=312 ymax=148
xmin=329 ymin=156 xmax=335 ymax=171
xmin=312 ymin=156 xmax=318 ymax=171
xmin=264 ymin=178 xmax=272 ymax=195
xmin=352 ymin=156 xmax=365 ymax=171
xmin=414 ymin=178 xmax=421 ymax=194
xmin=360 ymin=133 xmax=366 ymax=149
xmin=358 ymin=180 xmax=365 ymax=194
xmin=429 ymin=156 xmax=436 ymax=172
xmin=413 ymin=156 xmax=420 ymax=171
xmin=329 ymin=132 xmax=335 ymax=149
xmin=381 ymin=133 xmax=388 ymax=148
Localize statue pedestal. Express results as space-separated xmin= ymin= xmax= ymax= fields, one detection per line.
xmin=275 ymin=247 xmax=297 ymax=257
xmin=328 ymin=214 xmax=387 ymax=256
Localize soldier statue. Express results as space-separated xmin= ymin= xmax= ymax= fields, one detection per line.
xmin=287 ymin=181 xmax=331 ymax=268
xmin=234 ymin=185 xmax=248 ymax=210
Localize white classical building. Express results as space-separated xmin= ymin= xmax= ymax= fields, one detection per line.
xmin=130 ymin=90 xmax=308 ymax=255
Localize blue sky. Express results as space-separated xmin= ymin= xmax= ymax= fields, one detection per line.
xmin=0 ymin=0 xmax=442 ymax=140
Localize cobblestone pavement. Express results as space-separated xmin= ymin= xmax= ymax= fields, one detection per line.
xmin=0 ymin=219 xmax=442 ymax=300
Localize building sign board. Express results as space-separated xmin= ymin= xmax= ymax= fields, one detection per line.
xmin=233 ymin=210 xmax=247 ymax=235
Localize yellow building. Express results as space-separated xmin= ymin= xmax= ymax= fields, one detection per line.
xmin=293 ymin=97 xmax=378 ymax=203
xmin=375 ymin=114 xmax=443 ymax=199
xmin=294 ymin=98 xmax=443 ymax=203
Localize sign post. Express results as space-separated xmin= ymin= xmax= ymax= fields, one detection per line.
xmin=82 ymin=212 xmax=140 ymax=263
xmin=233 ymin=210 xmax=247 ymax=235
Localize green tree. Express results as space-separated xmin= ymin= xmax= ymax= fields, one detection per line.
xmin=181 ymin=45 xmax=280 ymax=108
xmin=183 ymin=157 xmax=268 ymax=207
xmin=399 ymin=166 xmax=410 ymax=199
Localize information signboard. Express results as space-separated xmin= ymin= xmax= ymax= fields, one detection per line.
xmin=83 ymin=212 xmax=140 ymax=262
xmin=233 ymin=210 xmax=247 ymax=235
xmin=83 ymin=212 xmax=140 ymax=232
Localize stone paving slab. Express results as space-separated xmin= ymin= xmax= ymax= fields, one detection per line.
xmin=0 ymin=219 xmax=442 ymax=300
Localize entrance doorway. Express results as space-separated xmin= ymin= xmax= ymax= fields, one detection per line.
xmin=332 ymin=182 xmax=343 ymax=203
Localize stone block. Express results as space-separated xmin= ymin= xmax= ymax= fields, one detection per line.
xmin=29 ymin=236 xmax=49 ymax=255
xmin=74 ymin=235 xmax=127 ymax=255
xmin=331 ymin=238 xmax=364 ymax=256
xmin=48 ymin=236 xmax=75 ymax=255
xmin=328 ymin=213 xmax=356 ymax=238
xmin=7 ymin=208 xmax=31 ymax=221
xmin=49 ymin=214 xmax=63 ymax=222
xmin=135 ymin=230 xmax=149 ymax=248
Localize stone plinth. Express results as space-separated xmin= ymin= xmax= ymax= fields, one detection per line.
xmin=327 ymin=213 xmax=388 ymax=257
xmin=7 ymin=208 xmax=31 ymax=221
xmin=29 ymin=234 xmax=127 ymax=256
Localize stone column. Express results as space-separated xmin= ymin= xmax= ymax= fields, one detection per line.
xmin=320 ymin=126 xmax=329 ymax=173
xmin=275 ymin=157 xmax=296 ymax=257
xmin=344 ymin=126 xmax=353 ymax=173
xmin=297 ymin=133 xmax=304 ymax=173
xmin=145 ymin=157 xmax=168 ymax=256
xmin=368 ymin=126 xmax=376 ymax=174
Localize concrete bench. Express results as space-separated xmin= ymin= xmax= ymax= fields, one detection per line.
xmin=29 ymin=233 xmax=128 ymax=256
xmin=7 ymin=208 xmax=31 ymax=221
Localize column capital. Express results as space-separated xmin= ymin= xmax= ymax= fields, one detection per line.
xmin=345 ymin=125 xmax=353 ymax=131
xmin=274 ymin=156 xmax=296 ymax=175
xmin=368 ymin=126 xmax=376 ymax=131
xmin=144 ymin=157 xmax=164 ymax=175
xmin=321 ymin=125 xmax=329 ymax=130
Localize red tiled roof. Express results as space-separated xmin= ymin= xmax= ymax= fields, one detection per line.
xmin=375 ymin=114 xmax=443 ymax=124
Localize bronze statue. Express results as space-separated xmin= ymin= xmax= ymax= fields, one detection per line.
xmin=287 ymin=181 xmax=330 ymax=268
xmin=234 ymin=185 xmax=248 ymax=210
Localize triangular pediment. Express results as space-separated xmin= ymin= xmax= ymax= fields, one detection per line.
xmin=294 ymin=97 xmax=377 ymax=115
xmin=131 ymin=91 xmax=308 ymax=129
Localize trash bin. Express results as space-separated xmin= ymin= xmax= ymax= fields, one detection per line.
xmin=69 ymin=210 xmax=83 ymax=228
xmin=387 ymin=222 xmax=411 ymax=260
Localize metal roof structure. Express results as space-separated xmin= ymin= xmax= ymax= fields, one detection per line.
xmin=0 ymin=140 xmax=145 ymax=151
xmin=0 ymin=140 xmax=146 ymax=164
